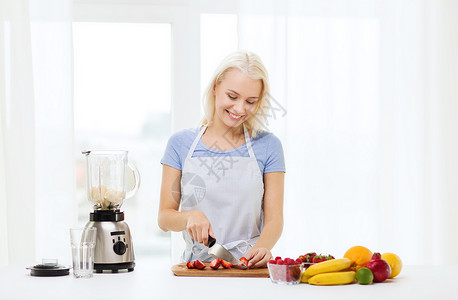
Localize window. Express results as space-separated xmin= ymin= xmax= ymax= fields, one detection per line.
xmin=72 ymin=22 xmax=171 ymax=257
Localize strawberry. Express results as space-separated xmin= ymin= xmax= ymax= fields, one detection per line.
xmin=304 ymin=252 xmax=317 ymax=263
xmin=269 ymin=256 xmax=303 ymax=283
xmin=240 ymin=257 xmax=249 ymax=267
xmin=210 ymin=258 xmax=221 ymax=270
xmin=186 ymin=261 xmax=195 ymax=269
xmin=287 ymin=265 xmax=302 ymax=282
xmin=193 ymin=259 xmax=206 ymax=270
xmin=312 ymin=255 xmax=327 ymax=263
xmin=221 ymin=259 xmax=233 ymax=269
xmin=326 ymin=254 xmax=335 ymax=260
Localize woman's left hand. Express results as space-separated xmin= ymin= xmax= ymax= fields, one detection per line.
xmin=245 ymin=247 xmax=272 ymax=268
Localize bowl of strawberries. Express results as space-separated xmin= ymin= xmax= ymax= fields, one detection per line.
xmin=268 ymin=257 xmax=303 ymax=285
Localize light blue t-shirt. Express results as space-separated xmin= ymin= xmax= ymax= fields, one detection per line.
xmin=161 ymin=127 xmax=285 ymax=174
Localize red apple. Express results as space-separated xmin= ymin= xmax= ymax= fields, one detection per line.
xmin=366 ymin=254 xmax=391 ymax=282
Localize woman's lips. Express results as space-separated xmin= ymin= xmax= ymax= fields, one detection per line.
xmin=226 ymin=110 xmax=242 ymax=121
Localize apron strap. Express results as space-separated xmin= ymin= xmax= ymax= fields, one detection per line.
xmin=243 ymin=124 xmax=255 ymax=158
xmin=186 ymin=125 xmax=207 ymax=161
xmin=186 ymin=124 xmax=254 ymax=160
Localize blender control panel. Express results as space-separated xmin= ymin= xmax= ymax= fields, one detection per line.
xmin=111 ymin=231 xmax=128 ymax=255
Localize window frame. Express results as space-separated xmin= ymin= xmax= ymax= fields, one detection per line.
xmin=72 ymin=0 xmax=202 ymax=131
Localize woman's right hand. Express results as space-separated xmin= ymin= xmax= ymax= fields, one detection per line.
xmin=186 ymin=210 xmax=214 ymax=246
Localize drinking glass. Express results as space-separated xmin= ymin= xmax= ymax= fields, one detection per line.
xmin=70 ymin=228 xmax=97 ymax=278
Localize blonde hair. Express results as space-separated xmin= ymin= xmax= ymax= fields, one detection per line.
xmin=201 ymin=50 xmax=271 ymax=137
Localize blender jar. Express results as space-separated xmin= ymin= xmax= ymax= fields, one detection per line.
xmin=83 ymin=150 xmax=140 ymax=210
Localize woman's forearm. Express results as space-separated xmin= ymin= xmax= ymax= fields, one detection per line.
xmin=158 ymin=164 xmax=188 ymax=232
xmin=158 ymin=207 xmax=214 ymax=246
xmin=252 ymin=216 xmax=283 ymax=250
xmin=158 ymin=208 xmax=190 ymax=232
xmin=253 ymin=171 xmax=285 ymax=251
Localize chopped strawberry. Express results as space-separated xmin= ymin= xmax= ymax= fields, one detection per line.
xmin=295 ymin=258 xmax=303 ymax=264
xmin=240 ymin=257 xmax=249 ymax=267
xmin=193 ymin=259 xmax=206 ymax=270
xmin=186 ymin=261 xmax=195 ymax=269
xmin=210 ymin=258 xmax=221 ymax=270
xmin=221 ymin=259 xmax=233 ymax=269
xmin=312 ymin=255 xmax=327 ymax=263
xmin=275 ymin=256 xmax=282 ymax=261
xmin=269 ymin=260 xmax=277 ymax=264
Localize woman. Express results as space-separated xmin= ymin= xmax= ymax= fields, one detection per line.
xmin=158 ymin=50 xmax=284 ymax=268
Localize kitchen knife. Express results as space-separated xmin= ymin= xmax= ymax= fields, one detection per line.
xmin=207 ymin=236 xmax=247 ymax=269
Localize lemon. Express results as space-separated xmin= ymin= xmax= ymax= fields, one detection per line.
xmin=381 ymin=253 xmax=402 ymax=278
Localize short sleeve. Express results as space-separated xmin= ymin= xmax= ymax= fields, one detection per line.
xmin=264 ymin=134 xmax=285 ymax=173
xmin=160 ymin=134 xmax=182 ymax=170
xmin=160 ymin=128 xmax=197 ymax=171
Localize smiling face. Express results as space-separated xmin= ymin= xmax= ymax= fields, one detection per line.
xmin=213 ymin=68 xmax=263 ymax=129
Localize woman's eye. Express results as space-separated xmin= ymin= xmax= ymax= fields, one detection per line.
xmin=228 ymin=94 xmax=237 ymax=100
xmin=246 ymin=100 xmax=255 ymax=105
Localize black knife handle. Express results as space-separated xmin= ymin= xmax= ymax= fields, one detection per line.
xmin=208 ymin=235 xmax=216 ymax=248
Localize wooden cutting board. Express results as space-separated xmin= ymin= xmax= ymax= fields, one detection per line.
xmin=171 ymin=263 xmax=270 ymax=278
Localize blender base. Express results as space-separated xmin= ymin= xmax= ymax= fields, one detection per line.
xmin=94 ymin=262 xmax=135 ymax=273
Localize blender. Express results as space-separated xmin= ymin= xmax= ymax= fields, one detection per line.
xmin=82 ymin=150 xmax=140 ymax=273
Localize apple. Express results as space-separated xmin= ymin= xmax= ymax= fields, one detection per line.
xmin=366 ymin=253 xmax=391 ymax=282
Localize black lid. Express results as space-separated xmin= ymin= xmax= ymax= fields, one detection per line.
xmin=90 ymin=210 xmax=124 ymax=222
xmin=27 ymin=264 xmax=70 ymax=277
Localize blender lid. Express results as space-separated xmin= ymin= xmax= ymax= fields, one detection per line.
xmin=27 ymin=259 xmax=70 ymax=277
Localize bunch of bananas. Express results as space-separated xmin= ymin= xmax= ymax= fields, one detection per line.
xmin=301 ymin=258 xmax=355 ymax=285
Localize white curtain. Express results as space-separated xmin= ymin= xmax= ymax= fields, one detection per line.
xmin=237 ymin=0 xmax=458 ymax=265
xmin=2 ymin=0 xmax=457 ymax=267
xmin=0 ymin=0 xmax=73 ymax=266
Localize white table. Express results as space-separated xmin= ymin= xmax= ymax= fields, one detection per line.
xmin=1 ymin=257 xmax=456 ymax=300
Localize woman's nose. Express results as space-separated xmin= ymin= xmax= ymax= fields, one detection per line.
xmin=233 ymin=99 xmax=245 ymax=113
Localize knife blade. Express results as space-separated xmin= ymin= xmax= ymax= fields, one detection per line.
xmin=207 ymin=236 xmax=247 ymax=268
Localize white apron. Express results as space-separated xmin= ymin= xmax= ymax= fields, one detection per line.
xmin=180 ymin=125 xmax=264 ymax=262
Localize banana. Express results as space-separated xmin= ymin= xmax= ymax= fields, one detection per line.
xmin=300 ymin=270 xmax=311 ymax=283
xmin=308 ymin=271 xmax=356 ymax=285
xmin=304 ymin=258 xmax=352 ymax=277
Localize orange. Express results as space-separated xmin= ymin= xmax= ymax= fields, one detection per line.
xmin=381 ymin=253 xmax=402 ymax=278
xmin=344 ymin=246 xmax=373 ymax=271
